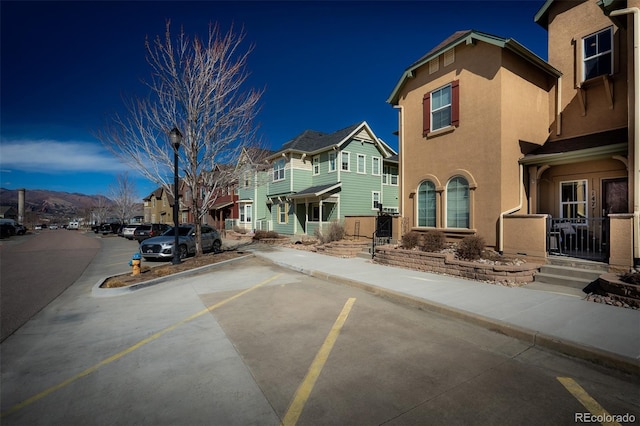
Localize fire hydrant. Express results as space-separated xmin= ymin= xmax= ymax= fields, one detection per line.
xmin=129 ymin=252 xmax=142 ymax=276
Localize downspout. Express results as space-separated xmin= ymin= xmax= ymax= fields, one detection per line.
xmin=609 ymin=7 xmax=639 ymax=265
xmin=498 ymin=164 xmax=524 ymax=254
xmin=394 ymin=105 xmax=405 ymax=236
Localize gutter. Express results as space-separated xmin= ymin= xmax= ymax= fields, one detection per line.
xmin=498 ymin=164 xmax=523 ymax=254
xmin=608 ymin=7 xmax=639 ymax=265
xmin=394 ymin=104 xmax=405 ymax=234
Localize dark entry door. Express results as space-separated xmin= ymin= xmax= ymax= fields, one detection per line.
xmin=602 ymin=178 xmax=628 ymax=215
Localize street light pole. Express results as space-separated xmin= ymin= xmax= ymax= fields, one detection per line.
xmin=170 ymin=127 xmax=183 ymax=265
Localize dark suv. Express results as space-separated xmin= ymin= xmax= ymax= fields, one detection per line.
xmin=133 ymin=223 xmax=171 ymax=242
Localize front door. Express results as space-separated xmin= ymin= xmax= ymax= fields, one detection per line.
xmin=602 ymin=177 xmax=628 ymax=215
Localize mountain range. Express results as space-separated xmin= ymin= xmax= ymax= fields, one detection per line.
xmin=0 ymin=188 xmax=115 ymax=223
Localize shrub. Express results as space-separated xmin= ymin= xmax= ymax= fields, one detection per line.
xmin=315 ymin=221 xmax=345 ymax=244
xmin=326 ymin=221 xmax=345 ymax=242
xmin=456 ymin=235 xmax=485 ymax=260
xmin=233 ymin=226 xmax=247 ymax=234
xmin=401 ymin=231 xmax=420 ymax=250
xmin=252 ymin=230 xmax=280 ymax=240
xmin=421 ymin=230 xmax=446 ymax=252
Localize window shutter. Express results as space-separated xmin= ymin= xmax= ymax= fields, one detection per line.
xmin=451 ymin=80 xmax=460 ymax=127
xmin=422 ymin=93 xmax=431 ymax=136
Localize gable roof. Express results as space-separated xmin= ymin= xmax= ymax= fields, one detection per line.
xmin=267 ymin=121 xmax=397 ymax=160
xmin=387 ymin=29 xmax=561 ymax=105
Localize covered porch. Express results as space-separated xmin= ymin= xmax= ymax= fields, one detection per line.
xmin=289 ymin=183 xmax=341 ymax=236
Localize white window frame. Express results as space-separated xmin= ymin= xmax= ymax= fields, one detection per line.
xmin=372 ymin=157 xmax=381 ymax=176
xmin=372 ymin=191 xmax=381 ymax=210
xmin=357 ymin=154 xmax=366 ymax=174
xmin=341 ymin=151 xmax=350 ymax=172
xmin=582 ymin=27 xmax=613 ymax=82
xmin=560 ymin=180 xmax=588 ymax=221
xmin=312 ymin=155 xmax=320 ymax=175
xmin=240 ymin=204 xmax=252 ymax=223
xmin=278 ymin=202 xmax=289 ymax=224
xmin=431 ymin=84 xmax=452 ymax=132
xmin=273 ymin=158 xmax=285 ymax=182
xmin=328 ymin=152 xmax=337 ymax=172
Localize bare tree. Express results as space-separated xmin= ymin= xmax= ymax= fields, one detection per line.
xmin=97 ymin=21 xmax=263 ymax=255
xmin=91 ymin=195 xmax=112 ymax=226
xmin=109 ymin=173 xmax=138 ymax=226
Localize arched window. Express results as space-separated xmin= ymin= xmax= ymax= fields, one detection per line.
xmin=417 ymin=180 xmax=436 ymax=227
xmin=447 ymin=177 xmax=469 ymax=228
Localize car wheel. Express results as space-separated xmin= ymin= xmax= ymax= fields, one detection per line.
xmin=211 ymin=239 xmax=222 ymax=253
xmin=178 ymin=244 xmax=188 ymax=260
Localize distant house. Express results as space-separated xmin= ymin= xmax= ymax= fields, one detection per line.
xmin=236 ymin=121 xmax=398 ymax=237
xmin=0 ymin=206 xmax=18 ymax=220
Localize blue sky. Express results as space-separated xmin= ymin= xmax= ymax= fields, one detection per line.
xmin=0 ymin=0 xmax=548 ymax=199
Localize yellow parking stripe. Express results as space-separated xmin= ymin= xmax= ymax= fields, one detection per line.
xmin=557 ymin=377 xmax=621 ymax=426
xmin=1 ymin=273 xmax=282 ymax=418
xmin=283 ymin=297 xmax=356 ymax=426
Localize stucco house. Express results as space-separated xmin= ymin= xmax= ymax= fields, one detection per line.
xmin=388 ymin=0 xmax=638 ymax=271
xmin=236 ymin=121 xmax=399 ymax=237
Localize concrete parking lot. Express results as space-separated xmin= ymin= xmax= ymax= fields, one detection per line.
xmin=1 ymin=232 xmax=638 ymax=425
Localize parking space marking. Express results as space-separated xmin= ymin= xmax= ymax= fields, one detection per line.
xmin=557 ymin=377 xmax=621 ymax=426
xmin=1 ymin=273 xmax=283 ymax=418
xmin=283 ymin=297 xmax=356 ymax=426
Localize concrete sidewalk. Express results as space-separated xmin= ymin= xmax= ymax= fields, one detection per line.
xmin=248 ymin=245 xmax=640 ymax=376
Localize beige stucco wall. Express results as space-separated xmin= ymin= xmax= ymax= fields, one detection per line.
xmin=397 ymin=40 xmax=553 ymax=248
xmin=502 ymin=214 xmax=548 ymax=261
xmin=609 ymin=214 xmax=634 ymax=271
xmin=546 ymin=0 xmax=629 ymax=138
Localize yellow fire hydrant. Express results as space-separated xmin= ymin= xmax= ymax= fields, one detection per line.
xmin=129 ymin=252 xmax=142 ymax=276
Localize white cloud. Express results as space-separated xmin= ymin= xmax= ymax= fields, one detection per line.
xmin=0 ymin=138 xmax=131 ymax=173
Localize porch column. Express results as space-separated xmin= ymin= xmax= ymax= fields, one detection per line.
xmin=305 ymin=199 xmax=309 ymax=235
xmin=319 ymin=199 xmax=324 ymax=233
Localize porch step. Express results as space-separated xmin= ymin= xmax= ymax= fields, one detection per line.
xmin=534 ymin=264 xmax=604 ymax=290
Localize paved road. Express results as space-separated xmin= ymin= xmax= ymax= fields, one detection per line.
xmin=1 ymin=236 xmax=638 ymax=425
xmin=0 ymin=230 xmax=102 ymax=341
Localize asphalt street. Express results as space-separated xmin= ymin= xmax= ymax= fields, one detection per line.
xmin=1 ymin=232 xmax=638 ymax=425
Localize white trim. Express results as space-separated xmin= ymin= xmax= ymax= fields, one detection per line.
xmin=312 ymin=155 xmax=320 ymax=175
xmin=357 ymin=154 xmax=366 ymax=174
xmin=372 ymin=156 xmax=381 ymax=176
xmin=372 ymin=191 xmax=381 ymax=210
xmin=341 ymin=151 xmax=351 ymax=172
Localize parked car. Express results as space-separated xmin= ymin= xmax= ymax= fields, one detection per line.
xmin=100 ymin=223 xmax=121 ymax=235
xmin=14 ymin=224 xmax=27 ymax=235
xmin=0 ymin=223 xmax=16 ymax=238
xmin=133 ymin=223 xmax=171 ymax=243
xmin=121 ymin=224 xmax=140 ymax=240
xmin=139 ymin=224 xmax=222 ymax=261
xmin=49 ymin=224 xmax=59 ymax=230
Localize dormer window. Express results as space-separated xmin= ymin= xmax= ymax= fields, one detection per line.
xmin=583 ymin=27 xmax=613 ymax=81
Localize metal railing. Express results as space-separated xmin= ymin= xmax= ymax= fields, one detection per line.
xmin=371 ymin=230 xmax=391 ymax=259
xmin=547 ymin=217 xmax=608 ymax=262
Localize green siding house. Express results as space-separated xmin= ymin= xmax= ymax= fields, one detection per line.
xmin=238 ymin=121 xmax=398 ymax=236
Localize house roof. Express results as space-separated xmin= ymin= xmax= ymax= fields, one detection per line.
xmin=266 ymin=121 xmax=397 ymax=160
xmin=289 ymin=182 xmax=342 ymax=199
xmin=520 ymin=127 xmax=628 ymax=165
xmin=387 ymin=29 xmax=562 ymax=105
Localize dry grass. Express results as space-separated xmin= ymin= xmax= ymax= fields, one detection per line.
xmin=101 ymin=251 xmax=248 ymax=288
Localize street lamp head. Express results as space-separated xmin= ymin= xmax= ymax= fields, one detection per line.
xmin=169 ymin=127 xmax=183 ymax=150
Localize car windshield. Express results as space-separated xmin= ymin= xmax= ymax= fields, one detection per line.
xmin=162 ymin=226 xmax=193 ymax=237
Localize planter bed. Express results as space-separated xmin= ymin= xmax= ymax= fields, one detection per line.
xmin=374 ymin=246 xmax=539 ymax=284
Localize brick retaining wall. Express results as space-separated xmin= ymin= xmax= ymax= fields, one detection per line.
xmin=374 ymin=246 xmax=540 ymax=283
